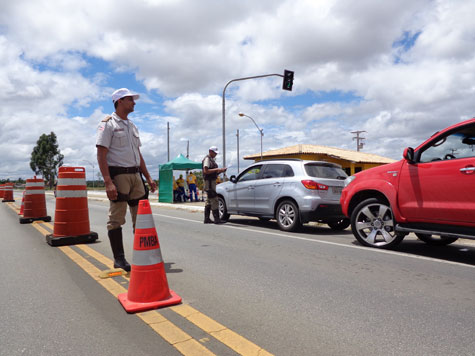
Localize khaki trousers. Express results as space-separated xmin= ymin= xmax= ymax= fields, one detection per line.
xmin=204 ymin=179 xmax=218 ymax=210
xmin=107 ymin=173 xmax=145 ymax=231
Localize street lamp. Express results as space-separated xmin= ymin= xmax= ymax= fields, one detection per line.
xmin=238 ymin=113 xmax=264 ymax=161
xmin=83 ymin=160 xmax=95 ymax=189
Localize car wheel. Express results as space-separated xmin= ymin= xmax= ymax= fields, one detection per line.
xmin=415 ymin=233 xmax=458 ymax=246
xmin=327 ymin=218 xmax=350 ymax=231
xmin=218 ymin=197 xmax=230 ymax=222
xmin=276 ymin=200 xmax=301 ymax=232
xmin=350 ymin=197 xmax=405 ymax=248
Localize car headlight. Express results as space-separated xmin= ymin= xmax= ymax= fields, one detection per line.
xmin=344 ymin=175 xmax=356 ymax=187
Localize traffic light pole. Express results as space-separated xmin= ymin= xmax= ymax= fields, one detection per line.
xmin=222 ymin=73 xmax=284 ymax=170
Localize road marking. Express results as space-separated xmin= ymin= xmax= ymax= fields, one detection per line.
xmin=153 ymin=213 xmax=475 ymax=270
xmin=172 ymin=304 xmax=273 ymax=356
xmin=24 ymin=218 xmax=273 ymax=356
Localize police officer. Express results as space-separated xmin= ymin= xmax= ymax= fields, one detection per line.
xmin=96 ymin=88 xmax=157 ymax=271
xmin=202 ymin=146 xmax=227 ymax=224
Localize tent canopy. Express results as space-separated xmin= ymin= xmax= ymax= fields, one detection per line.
xmin=158 ymin=154 xmax=202 ymax=203
xmin=159 ymin=154 xmax=202 ymax=171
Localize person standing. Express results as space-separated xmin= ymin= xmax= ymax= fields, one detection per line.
xmin=202 ymin=146 xmax=227 ymax=224
xmin=96 ymin=88 xmax=157 ymax=272
xmin=186 ymin=171 xmax=198 ymax=202
xmin=176 ymin=174 xmax=187 ymax=202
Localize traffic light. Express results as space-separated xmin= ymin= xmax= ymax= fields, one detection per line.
xmin=282 ymin=70 xmax=294 ymax=91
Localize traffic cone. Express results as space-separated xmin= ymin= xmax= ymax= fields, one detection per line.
xmin=46 ymin=167 xmax=98 ymax=246
xmin=19 ymin=177 xmax=51 ymax=224
xmin=0 ymin=184 xmax=4 ymax=200
xmin=18 ymin=191 xmax=25 ymax=215
xmin=2 ymin=183 xmax=15 ymax=202
xmin=118 ymin=199 xmax=181 ymax=313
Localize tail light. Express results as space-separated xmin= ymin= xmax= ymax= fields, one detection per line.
xmin=301 ymin=180 xmax=328 ymax=190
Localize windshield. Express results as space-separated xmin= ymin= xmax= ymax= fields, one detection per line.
xmin=304 ymin=163 xmax=347 ymax=179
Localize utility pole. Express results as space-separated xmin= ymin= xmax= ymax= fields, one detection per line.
xmin=167 ymin=122 xmax=170 ymax=161
xmin=351 ymin=130 xmax=366 ymax=152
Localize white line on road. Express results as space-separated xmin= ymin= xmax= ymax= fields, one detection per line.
xmin=153 ymin=213 xmax=475 ymax=270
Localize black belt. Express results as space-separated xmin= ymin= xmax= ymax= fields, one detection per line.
xmin=109 ymin=166 xmax=140 ymax=178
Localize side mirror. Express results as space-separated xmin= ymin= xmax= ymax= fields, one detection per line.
xmin=403 ymin=147 xmax=415 ymax=163
xmin=230 ymin=175 xmax=237 ymax=183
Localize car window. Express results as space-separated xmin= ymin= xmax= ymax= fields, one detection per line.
xmin=237 ymin=165 xmax=262 ymax=182
xmin=419 ymin=124 xmax=475 ymax=163
xmin=261 ymin=164 xmax=294 ymax=179
xmin=304 ymin=163 xmax=347 ymax=179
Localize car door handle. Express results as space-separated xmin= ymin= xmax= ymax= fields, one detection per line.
xmin=248 ymin=186 xmax=255 ymax=190
xmin=460 ymin=166 xmax=475 ymax=173
xmin=273 ymin=182 xmax=281 ymax=187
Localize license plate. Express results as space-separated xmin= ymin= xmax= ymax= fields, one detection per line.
xmin=332 ymin=186 xmax=343 ymax=195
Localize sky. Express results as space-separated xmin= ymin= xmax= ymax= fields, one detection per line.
xmin=1 ymin=0 xmax=475 ymax=181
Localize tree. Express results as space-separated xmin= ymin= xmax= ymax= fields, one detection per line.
xmin=30 ymin=132 xmax=64 ymax=188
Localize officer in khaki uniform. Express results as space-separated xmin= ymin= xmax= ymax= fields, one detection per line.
xmin=202 ymin=146 xmax=227 ymax=224
xmin=96 ymin=88 xmax=157 ymax=271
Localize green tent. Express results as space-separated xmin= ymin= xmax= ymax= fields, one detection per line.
xmin=159 ymin=154 xmax=202 ymax=203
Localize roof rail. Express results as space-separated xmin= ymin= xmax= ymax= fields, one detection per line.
xmin=256 ymin=158 xmax=303 ymax=162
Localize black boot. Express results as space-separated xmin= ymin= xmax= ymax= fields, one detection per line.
xmin=212 ymin=209 xmax=225 ymax=224
xmin=108 ymin=227 xmax=131 ymax=272
xmin=204 ymin=206 xmax=212 ymax=224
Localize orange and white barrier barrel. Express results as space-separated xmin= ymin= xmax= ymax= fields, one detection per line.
xmin=0 ymin=184 xmax=4 ymax=199
xmin=2 ymin=182 xmax=15 ymax=202
xmin=118 ymin=199 xmax=181 ymax=313
xmin=18 ymin=190 xmax=26 ymax=215
xmin=46 ymin=167 xmax=97 ymax=246
xmin=19 ymin=177 xmax=51 ymax=224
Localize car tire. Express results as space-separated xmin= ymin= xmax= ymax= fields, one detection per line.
xmin=415 ymin=233 xmax=458 ymax=246
xmin=276 ymin=200 xmax=301 ymax=232
xmin=350 ymin=197 xmax=405 ymax=248
xmin=218 ymin=196 xmax=230 ymax=222
xmin=327 ymin=218 xmax=350 ymax=231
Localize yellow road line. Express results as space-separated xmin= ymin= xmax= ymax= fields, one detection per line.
xmin=172 ymin=305 xmax=273 ymax=356
xmin=29 ymin=223 xmax=216 ymax=356
xmin=27 ymin=220 xmax=273 ymax=356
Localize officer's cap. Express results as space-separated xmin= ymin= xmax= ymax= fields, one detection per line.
xmin=209 ymin=146 xmax=219 ymax=153
xmin=112 ymin=88 xmax=140 ymax=103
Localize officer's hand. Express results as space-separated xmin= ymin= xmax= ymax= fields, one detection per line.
xmin=105 ymin=181 xmax=118 ymax=200
xmin=148 ymin=178 xmax=157 ymax=193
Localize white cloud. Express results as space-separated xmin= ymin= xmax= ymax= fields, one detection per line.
xmin=2 ymin=0 xmax=475 ymax=180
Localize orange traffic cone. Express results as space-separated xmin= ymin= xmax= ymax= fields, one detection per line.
xmin=118 ymin=200 xmax=181 ymax=313
xmin=46 ymin=167 xmax=98 ymax=246
xmin=19 ymin=177 xmax=51 ymax=224
xmin=18 ymin=191 xmax=25 ymax=215
xmin=2 ymin=183 xmax=15 ymax=202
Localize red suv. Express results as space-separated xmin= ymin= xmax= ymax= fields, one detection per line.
xmin=341 ymin=118 xmax=475 ymax=248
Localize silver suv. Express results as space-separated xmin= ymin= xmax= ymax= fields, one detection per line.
xmin=216 ymin=159 xmax=349 ymax=231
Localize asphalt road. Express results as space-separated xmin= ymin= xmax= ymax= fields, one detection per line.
xmin=2 ymin=192 xmax=475 ymax=356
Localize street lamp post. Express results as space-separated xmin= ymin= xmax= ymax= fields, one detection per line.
xmin=236 ymin=129 xmax=240 ymax=174
xmin=83 ymin=160 xmax=95 ymax=189
xmin=238 ymin=113 xmax=264 ymax=161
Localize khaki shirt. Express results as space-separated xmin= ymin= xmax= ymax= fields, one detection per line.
xmin=96 ymin=113 xmax=141 ymax=167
